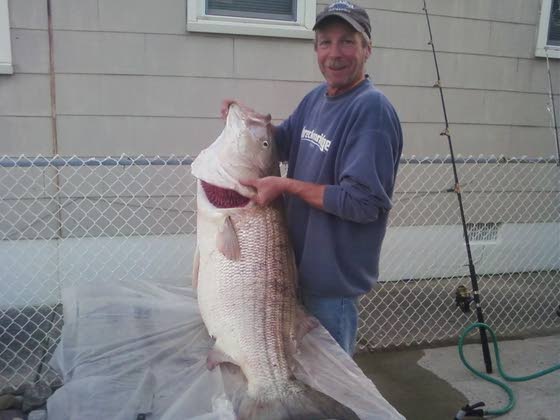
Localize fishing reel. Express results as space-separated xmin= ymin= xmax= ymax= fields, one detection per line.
xmin=455 ymin=285 xmax=474 ymax=314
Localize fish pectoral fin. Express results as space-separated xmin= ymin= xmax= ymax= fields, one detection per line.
xmin=192 ymin=247 xmax=200 ymax=290
xmin=217 ymin=216 xmax=241 ymax=260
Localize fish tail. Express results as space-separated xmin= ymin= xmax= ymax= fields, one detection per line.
xmin=236 ymin=379 xmax=360 ymax=420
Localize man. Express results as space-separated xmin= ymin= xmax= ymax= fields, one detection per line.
xmin=225 ymin=1 xmax=402 ymax=355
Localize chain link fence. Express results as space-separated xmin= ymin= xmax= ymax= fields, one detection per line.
xmin=359 ymin=156 xmax=560 ymax=350
xmin=1 ymin=155 xmax=559 ymax=392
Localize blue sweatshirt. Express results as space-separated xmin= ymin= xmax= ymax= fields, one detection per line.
xmin=275 ymin=78 xmax=403 ymax=297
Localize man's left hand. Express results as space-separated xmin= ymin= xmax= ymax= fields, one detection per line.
xmin=240 ymin=177 xmax=286 ymax=206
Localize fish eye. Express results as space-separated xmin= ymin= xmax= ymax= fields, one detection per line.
xmin=262 ymin=140 xmax=269 ymax=148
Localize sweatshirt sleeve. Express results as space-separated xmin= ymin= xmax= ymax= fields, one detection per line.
xmin=323 ymin=99 xmax=402 ymax=224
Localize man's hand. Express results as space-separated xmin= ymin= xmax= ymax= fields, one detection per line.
xmin=240 ymin=177 xmax=326 ymax=210
xmin=240 ymin=177 xmax=286 ymax=206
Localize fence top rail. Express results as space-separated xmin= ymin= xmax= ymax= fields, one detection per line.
xmin=0 ymin=155 xmax=194 ymax=168
xmin=401 ymin=156 xmax=559 ymax=164
xmin=0 ymin=155 xmax=557 ymax=168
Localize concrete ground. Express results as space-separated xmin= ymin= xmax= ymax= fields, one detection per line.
xmin=1 ymin=294 xmax=558 ymax=419
xmin=356 ymin=334 xmax=560 ymax=420
xmin=1 ymin=336 xmax=558 ymax=419
xmin=356 ymin=348 xmax=467 ymax=420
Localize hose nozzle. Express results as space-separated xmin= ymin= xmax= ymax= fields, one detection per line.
xmin=454 ymin=401 xmax=485 ymax=419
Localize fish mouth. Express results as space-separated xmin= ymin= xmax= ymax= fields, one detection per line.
xmin=201 ymin=180 xmax=251 ymax=208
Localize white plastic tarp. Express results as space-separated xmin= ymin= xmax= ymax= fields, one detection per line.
xmin=46 ymin=279 xmax=405 ymax=420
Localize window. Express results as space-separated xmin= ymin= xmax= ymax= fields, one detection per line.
xmin=187 ymin=0 xmax=315 ymax=39
xmin=536 ymin=0 xmax=560 ymax=58
xmin=0 ymin=0 xmax=12 ymax=74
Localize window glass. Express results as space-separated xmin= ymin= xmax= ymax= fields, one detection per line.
xmin=206 ymin=0 xmax=296 ymax=21
xmin=548 ymin=0 xmax=560 ymax=45
xmin=0 ymin=0 xmax=12 ymax=74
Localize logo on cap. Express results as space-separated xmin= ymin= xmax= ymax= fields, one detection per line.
xmin=329 ymin=1 xmax=355 ymax=12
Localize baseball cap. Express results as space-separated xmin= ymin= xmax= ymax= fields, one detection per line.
xmin=313 ymin=1 xmax=371 ymax=40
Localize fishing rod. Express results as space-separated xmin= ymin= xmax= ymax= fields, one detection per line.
xmin=544 ymin=47 xmax=560 ymax=164
xmin=452 ymin=40 xmax=560 ymax=420
xmin=421 ymin=0 xmax=493 ymax=374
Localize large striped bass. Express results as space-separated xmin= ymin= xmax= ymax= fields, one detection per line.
xmin=191 ymin=103 xmax=359 ymax=420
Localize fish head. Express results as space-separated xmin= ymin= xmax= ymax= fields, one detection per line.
xmin=192 ymin=102 xmax=279 ymax=207
xmin=223 ymin=103 xmax=277 ymax=180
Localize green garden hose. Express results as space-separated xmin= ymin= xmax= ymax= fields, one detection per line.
xmin=455 ymin=322 xmax=560 ymax=418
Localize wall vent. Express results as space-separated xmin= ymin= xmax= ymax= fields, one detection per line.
xmin=466 ymin=222 xmax=501 ymax=242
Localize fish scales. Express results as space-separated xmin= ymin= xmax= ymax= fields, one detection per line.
xmin=197 ymin=204 xmax=297 ymax=398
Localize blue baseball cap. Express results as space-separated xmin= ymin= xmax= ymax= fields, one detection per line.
xmin=313 ymin=1 xmax=372 ymax=40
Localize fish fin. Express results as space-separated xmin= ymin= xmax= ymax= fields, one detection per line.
xmin=288 ymin=306 xmax=319 ymax=356
xmin=236 ymin=380 xmax=359 ymax=420
xmin=206 ymin=345 xmax=238 ymax=370
xmin=192 ymin=246 xmax=200 ymax=290
xmin=295 ymin=306 xmax=320 ymax=343
xmin=217 ymin=216 xmax=241 ymax=260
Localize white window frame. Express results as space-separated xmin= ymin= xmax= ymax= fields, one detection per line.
xmin=0 ymin=0 xmax=13 ymax=74
xmin=187 ymin=0 xmax=315 ymax=39
xmin=536 ymin=0 xmax=560 ymax=58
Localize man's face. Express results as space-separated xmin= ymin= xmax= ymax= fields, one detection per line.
xmin=315 ymin=20 xmax=371 ymax=96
